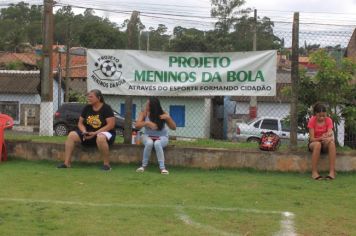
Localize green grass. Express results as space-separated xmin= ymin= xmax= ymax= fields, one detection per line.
xmin=1 ymin=159 xmax=356 ymax=235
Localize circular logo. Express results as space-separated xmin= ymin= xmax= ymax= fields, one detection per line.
xmin=100 ymin=60 xmax=117 ymax=77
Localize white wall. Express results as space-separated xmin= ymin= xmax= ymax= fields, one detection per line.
xmin=0 ymin=94 xmax=40 ymax=124
xmin=105 ymin=96 xmax=211 ymax=138
xmin=0 ymin=80 xmax=64 ymax=125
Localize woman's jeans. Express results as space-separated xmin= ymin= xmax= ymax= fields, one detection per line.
xmin=142 ymin=135 xmax=168 ymax=169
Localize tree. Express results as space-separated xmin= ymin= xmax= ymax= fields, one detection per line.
xmin=211 ymin=0 xmax=249 ymax=33
xmin=126 ymin=11 xmax=144 ymax=49
xmin=231 ymin=15 xmax=282 ymax=51
xmin=0 ymin=2 xmax=42 ymax=51
xmin=79 ymin=19 xmax=126 ymax=49
xmin=143 ymin=24 xmax=170 ymax=51
xmin=209 ymin=1 xmax=281 ymax=52
xmin=296 ymin=50 xmax=356 ymax=142
xmin=168 ymin=27 xmax=208 ymax=52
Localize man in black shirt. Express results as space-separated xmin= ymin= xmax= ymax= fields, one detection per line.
xmin=57 ymin=89 xmax=116 ymax=171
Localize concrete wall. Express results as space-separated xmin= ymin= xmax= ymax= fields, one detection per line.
xmin=6 ymin=140 xmax=356 ymax=172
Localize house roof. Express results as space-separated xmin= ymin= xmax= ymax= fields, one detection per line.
xmin=0 ymin=70 xmax=40 ymax=94
xmin=0 ymin=52 xmax=39 ymax=67
xmin=53 ymin=52 xmax=87 ymax=78
xmin=231 ymin=83 xmax=291 ymax=103
xmin=0 ymin=51 xmax=87 ymax=78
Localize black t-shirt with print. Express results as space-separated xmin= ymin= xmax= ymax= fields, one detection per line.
xmin=81 ymin=103 xmax=115 ymax=133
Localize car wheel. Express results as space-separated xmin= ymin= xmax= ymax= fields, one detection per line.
xmin=247 ymin=137 xmax=260 ymax=143
xmin=54 ymin=124 xmax=69 ymax=136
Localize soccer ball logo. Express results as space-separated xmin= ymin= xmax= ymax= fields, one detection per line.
xmin=93 ymin=56 xmax=123 ymax=82
xmin=100 ymin=60 xmax=117 ymax=77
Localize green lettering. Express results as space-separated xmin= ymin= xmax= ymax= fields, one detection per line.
xmin=202 ymin=72 xmax=212 ymax=82
xmin=135 ymin=70 xmax=146 ymax=81
xmin=204 ymin=57 xmax=211 ymax=68
xmin=237 ymin=71 xmax=248 ymax=82
xmin=179 ymin=57 xmax=187 ymax=67
xmin=255 ymin=70 xmax=265 ymax=81
xmin=227 ymin=71 xmax=236 ymax=82
xmin=211 ymin=72 xmax=222 ymax=82
xmin=169 ymin=56 xmax=177 ymax=67
xmin=146 ymin=71 xmax=154 ymax=82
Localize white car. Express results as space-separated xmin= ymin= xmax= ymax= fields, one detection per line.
xmin=234 ymin=117 xmax=308 ymax=142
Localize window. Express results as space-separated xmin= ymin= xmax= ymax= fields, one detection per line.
xmin=253 ymin=120 xmax=261 ymax=128
xmin=26 ymin=108 xmax=35 ymax=117
xmin=169 ymin=105 xmax=185 ymax=127
xmin=0 ymin=101 xmax=19 ymax=121
xmin=120 ymin=103 xmax=136 ymax=120
xmin=260 ymin=119 xmax=278 ymax=131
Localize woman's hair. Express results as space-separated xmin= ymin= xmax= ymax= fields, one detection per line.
xmin=88 ymin=89 xmax=105 ymax=103
xmin=313 ymin=103 xmax=326 ymax=114
xmin=148 ymin=97 xmax=165 ymax=130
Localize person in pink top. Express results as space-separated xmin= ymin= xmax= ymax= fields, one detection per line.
xmin=307 ymin=103 xmax=336 ymax=180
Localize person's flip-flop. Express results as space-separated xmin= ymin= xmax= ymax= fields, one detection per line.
xmin=313 ymin=175 xmax=324 ymax=180
xmin=325 ymin=175 xmax=335 ymax=180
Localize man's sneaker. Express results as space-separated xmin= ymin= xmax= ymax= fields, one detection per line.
xmin=136 ymin=166 xmax=145 ymax=172
xmin=161 ymin=169 xmax=169 ymax=175
xmin=101 ymin=165 xmax=112 ymax=171
xmin=57 ymin=163 xmax=70 ymax=168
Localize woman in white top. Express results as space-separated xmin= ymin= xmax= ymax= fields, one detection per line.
xmin=135 ymin=97 xmax=176 ymax=174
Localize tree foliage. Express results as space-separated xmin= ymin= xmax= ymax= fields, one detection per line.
xmin=0 ymin=1 xmax=282 ymax=53
xmin=211 ymin=0 xmax=249 ymax=33
xmin=0 ymin=2 xmax=42 ymax=51
xmin=296 ymin=50 xmax=356 ymax=138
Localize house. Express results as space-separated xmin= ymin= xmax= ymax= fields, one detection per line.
xmin=52 ymin=51 xmax=87 ymax=94
xmin=104 ymin=95 xmax=212 ymax=139
xmin=346 ymin=28 xmax=356 ymax=63
xmin=0 ymin=70 xmax=64 ymax=128
xmin=0 ymin=49 xmax=87 ymax=96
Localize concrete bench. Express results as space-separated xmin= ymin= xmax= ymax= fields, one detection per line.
xmin=6 ymin=140 xmax=356 ymax=172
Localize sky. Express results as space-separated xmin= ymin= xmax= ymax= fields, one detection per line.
xmin=51 ymin=0 xmax=356 ymax=26
xmin=2 ymin=0 xmax=356 ymax=46
xmin=7 ymin=0 xmax=355 ymax=27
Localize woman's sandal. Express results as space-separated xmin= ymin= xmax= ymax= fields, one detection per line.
xmin=313 ymin=175 xmax=324 ymax=180
xmin=324 ymin=175 xmax=335 ymax=180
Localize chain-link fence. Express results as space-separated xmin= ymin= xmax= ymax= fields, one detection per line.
xmin=0 ymin=3 xmax=355 ymax=148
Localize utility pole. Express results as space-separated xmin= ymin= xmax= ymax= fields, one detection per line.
xmin=39 ymin=0 xmax=54 ymax=136
xmin=290 ymin=12 xmax=300 ymax=150
xmin=65 ymin=22 xmax=71 ymax=102
xmin=124 ymin=11 xmax=140 ymax=144
xmin=249 ymin=9 xmax=258 ymax=119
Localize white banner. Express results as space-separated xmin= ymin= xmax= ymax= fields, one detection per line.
xmin=87 ymin=50 xmax=277 ymax=96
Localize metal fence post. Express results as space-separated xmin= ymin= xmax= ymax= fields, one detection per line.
xmin=290 ymin=12 xmax=300 ymax=149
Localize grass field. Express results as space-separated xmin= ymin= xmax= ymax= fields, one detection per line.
xmin=0 ymin=159 xmax=356 ymax=235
